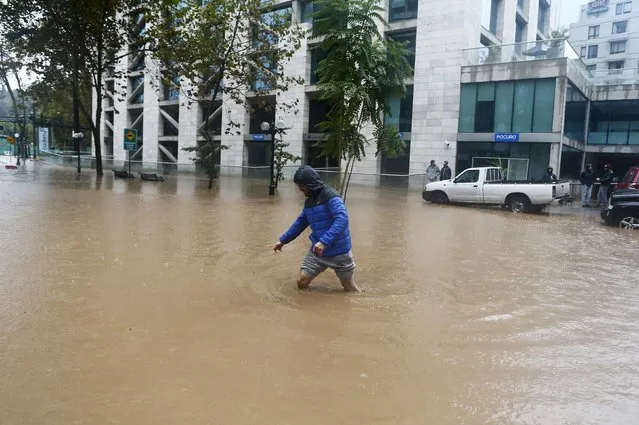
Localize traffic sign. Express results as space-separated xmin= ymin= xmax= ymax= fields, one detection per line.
xmin=124 ymin=128 xmax=137 ymax=151
xmin=7 ymin=136 xmax=15 ymax=145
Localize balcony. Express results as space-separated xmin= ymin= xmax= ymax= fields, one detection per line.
xmin=588 ymin=68 xmax=639 ymax=85
xmin=462 ymin=39 xmax=582 ymax=66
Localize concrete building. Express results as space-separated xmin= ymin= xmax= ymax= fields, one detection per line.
xmin=569 ymin=0 xmax=639 ymax=76
xmin=460 ymin=35 xmax=639 ymax=185
xmin=97 ymin=0 xmax=559 ymax=185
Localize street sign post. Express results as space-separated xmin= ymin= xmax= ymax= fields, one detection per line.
xmin=123 ymin=128 xmax=138 ymax=176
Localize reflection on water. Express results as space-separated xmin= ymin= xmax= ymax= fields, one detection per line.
xmin=1 ymin=165 xmax=637 ymax=425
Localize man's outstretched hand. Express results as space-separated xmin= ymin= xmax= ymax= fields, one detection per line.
xmin=273 ymin=241 xmax=284 ymax=252
xmin=313 ymin=242 xmax=326 ymax=257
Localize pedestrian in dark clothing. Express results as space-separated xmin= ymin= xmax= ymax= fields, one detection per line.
xmin=542 ymin=167 xmax=557 ymax=182
xmin=580 ymin=164 xmax=595 ymax=207
xmin=440 ymin=161 xmax=452 ymax=180
xmin=596 ymin=164 xmax=614 ymax=207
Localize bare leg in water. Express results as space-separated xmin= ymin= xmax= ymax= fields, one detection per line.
xmin=338 ymin=276 xmax=362 ymax=292
xmin=297 ymin=271 xmax=314 ymax=290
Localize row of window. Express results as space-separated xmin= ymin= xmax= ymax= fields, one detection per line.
xmin=585 ymin=60 xmax=633 ymax=73
xmin=459 ymin=79 xmax=556 ymax=134
xmin=302 ymin=0 xmax=417 ymax=24
xmin=588 ymin=19 xmax=627 ymax=39
xmin=580 ymin=40 xmax=629 ymax=59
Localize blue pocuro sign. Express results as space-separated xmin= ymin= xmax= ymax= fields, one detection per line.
xmin=494 ymin=133 xmax=520 ymax=143
xmin=252 ymin=134 xmax=266 ymax=141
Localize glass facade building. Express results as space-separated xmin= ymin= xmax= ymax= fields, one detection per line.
xmin=459 ymin=79 xmax=555 ymax=134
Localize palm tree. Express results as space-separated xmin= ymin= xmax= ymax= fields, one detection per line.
xmin=312 ymin=0 xmax=413 ymax=199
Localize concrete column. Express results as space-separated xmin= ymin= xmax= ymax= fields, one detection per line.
xmin=500 ymin=0 xmax=517 ymax=44
xmin=178 ymin=79 xmax=199 ymax=169
xmin=276 ymin=18 xmax=308 ymax=173
xmin=221 ymin=95 xmax=247 ymax=175
xmin=142 ymin=63 xmax=160 ymax=169
xmin=112 ymin=48 xmax=129 ymax=165
xmin=410 ymin=0 xmax=482 ymax=177
xmin=549 ymin=142 xmax=561 ymax=173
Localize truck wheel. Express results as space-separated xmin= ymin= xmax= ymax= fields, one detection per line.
xmin=509 ymin=195 xmax=530 ymax=213
xmin=431 ymin=191 xmax=449 ymax=204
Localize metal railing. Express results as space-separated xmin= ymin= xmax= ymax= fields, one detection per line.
xmin=588 ymin=68 xmax=639 ymax=85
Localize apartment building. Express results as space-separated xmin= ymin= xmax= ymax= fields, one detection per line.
xmin=570 ymin=0 xmax=639 ymax=75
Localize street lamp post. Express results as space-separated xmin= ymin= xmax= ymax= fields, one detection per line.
xmin=14 ymin=133 xmax=20 ymax=166
xmin=72 ymin=131 xmax=84 ymax=173
xmin=260 ymin=120 xmax=286 ymax=196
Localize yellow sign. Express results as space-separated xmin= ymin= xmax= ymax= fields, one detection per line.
xmin=126 ymin=131 xmax=136 ymax=141
xmin=7 ymin=136 xmax=15 ymax=144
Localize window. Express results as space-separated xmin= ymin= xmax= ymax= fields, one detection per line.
xmin=616 ymin=1 xmax=631 ymax=14
xmin=389 ymin=0 xmax=418 ymax=22
xmin=385 ymin=86 xmax=414 ymax=133
xmin=588 ymin=100 xmax=639 ymax=145
xmin=310 ymin=46 xmax=329 ymax=85
xmin=252 ymin=8 xmax=291 ymax=47
xmin=248 ymin=102 xmax=275 ymax=134
xmin=612 ymin=20 xmax=628 ymax=34
xmin=489 ymin=0 xmax=501 ymax=34
xmin=459 ymin=79 xmax=555 ymax=134
xmin=475 ymin=83 xmax=495 ymax=132
xmin=455 ymin=170 xmax=480 ymax=183
xmin=564 ymin=84 xmax=588 ymax=142
xmin=494 ymin=81 xmax=514 ymax=132
xmin=301 ymin=1 xmax=313 ymax=23
xmin=388 ymin=31 xmax=416 ymax=71
xmin=610 ymin=40 xmax=626 ymax=54
xmin=588 ymin=25 xmax=600 ymax=39
xmin=538 ymin=2 xmax=549 ymax=33
xmin=588 ymin=45 xmax=598 ymax=59
xmin=532 ymin=79 xmax=555 ymax=132
xmin=308 ymin=99 xmax=331 ymax=133
xmin=513 ymin=80 xmax=534 ymax=132
xmin=586 ymin=64 xmax=597 ymax=71
xmin=608 ymin=60 xmax=625 ymax=73
xmin=581 ymin=46 xmax=587 ymax=58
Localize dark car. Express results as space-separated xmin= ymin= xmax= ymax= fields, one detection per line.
xmin=601 ymin=189 xmax=639 ymax=229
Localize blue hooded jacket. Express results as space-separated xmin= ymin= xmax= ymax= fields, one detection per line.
xmin=279 ymin=166 xmax=352 ymax=257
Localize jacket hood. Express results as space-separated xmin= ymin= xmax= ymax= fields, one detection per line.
xmin=293 ymin=166 xmax=325 ymax=192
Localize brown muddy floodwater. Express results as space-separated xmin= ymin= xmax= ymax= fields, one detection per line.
xmin=0 ymin=164 xmax=638 ymax=425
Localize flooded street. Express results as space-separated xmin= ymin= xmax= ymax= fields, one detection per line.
xmin=1 ymin=164 xmax=638 ymax=425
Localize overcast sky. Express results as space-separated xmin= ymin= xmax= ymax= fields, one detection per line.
xmin=558 ymin=0 xmax=585 ymax=27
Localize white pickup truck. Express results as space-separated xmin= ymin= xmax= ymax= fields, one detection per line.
xmin=422 ymin=167 xmax=570 ymax=213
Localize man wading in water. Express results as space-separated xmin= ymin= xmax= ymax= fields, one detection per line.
xmin=273 ymin=166 xmax=361 ymax=292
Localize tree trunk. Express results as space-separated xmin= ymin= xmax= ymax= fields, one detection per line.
xmin=339 ymin=155 xmax=353 ymax=197
xmin=342 ymin=156 xmax=356 ymax=202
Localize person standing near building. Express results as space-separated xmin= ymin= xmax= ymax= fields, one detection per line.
xmin=542 ymin=167 xmax=557 ymax=182
xmin=596 ymin=164 xmax=614 ymax=207
xmin=580 ymin=164 xmax=595 ymax=207
xmin=426 ymin=160 xmax=440 ymax=183
xmin=440 ymin=161 xmax=452 ymax=181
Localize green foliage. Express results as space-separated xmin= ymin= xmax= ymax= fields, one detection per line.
xmin=311 ymin=0 xmax=413 ymax=199
xmin=274 ymin=137 xmax=301 ymax=184
xmin=0 ymin=0 xmax=148 ymax=175
xmin=145 ymin=0 xmax=305 ymax=188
